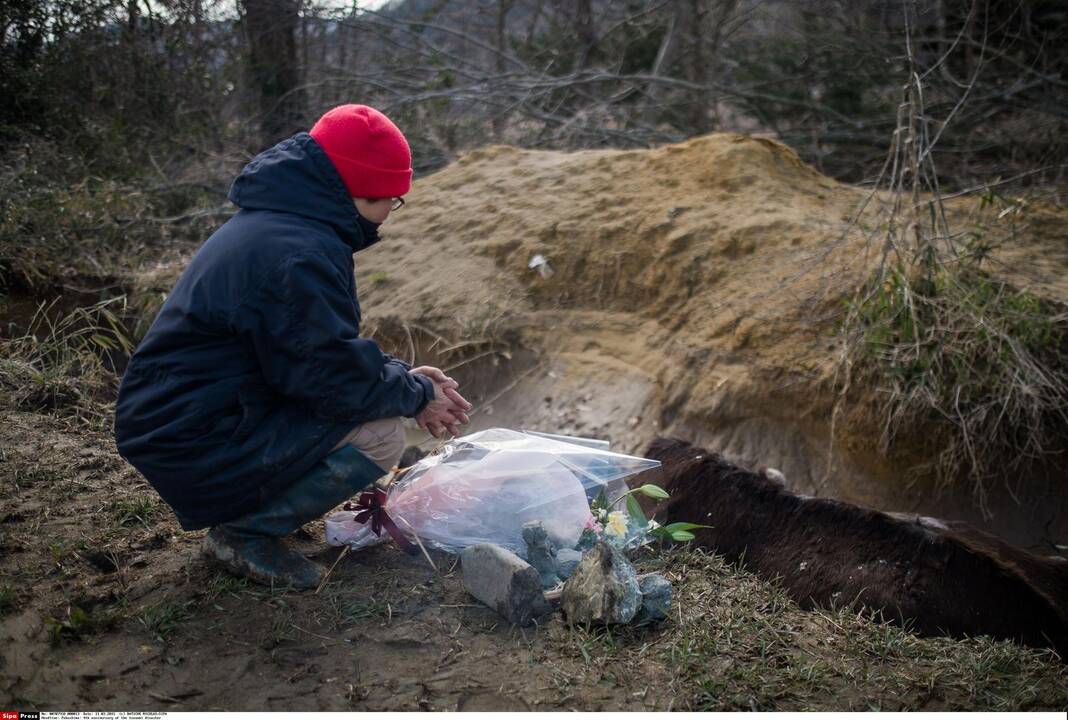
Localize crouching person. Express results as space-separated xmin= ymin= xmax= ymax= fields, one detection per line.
xmin=114 ymin=105 xmax=471 ymax=589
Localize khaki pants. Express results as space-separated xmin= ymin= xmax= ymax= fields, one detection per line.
xmin=332 ymin=417 xmax=406 ymax=473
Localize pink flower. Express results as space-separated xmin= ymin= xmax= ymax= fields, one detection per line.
xmin=583 ymin=515 xmax=598 ymax=531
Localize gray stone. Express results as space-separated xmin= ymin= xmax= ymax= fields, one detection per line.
xmin=556 ymin=548 xmax=583 ymax=580
xmin=522 ymin=520 xmax=560 ymax=588
xmin=398 ymin=445 xmax=428 ymax=469
xmin=560 ymin=542 xmax=641 ymax=624
xmin=634 ymin=573 xmax=672 ymax=625
xmin=461 ymin=544 xmax=551 ymax=626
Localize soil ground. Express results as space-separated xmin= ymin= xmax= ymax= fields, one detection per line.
xmin=3 ymin=412 xmax=1067 ymax=711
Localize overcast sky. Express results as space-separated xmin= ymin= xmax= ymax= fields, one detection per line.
xmin=312 ymin=0 xmax=393 ymax=11
xmin=204 ymin=0 xmax=394 ymax=22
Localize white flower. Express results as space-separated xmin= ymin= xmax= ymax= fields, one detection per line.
xmin=604 ymin=511 xmax=628 ymax=538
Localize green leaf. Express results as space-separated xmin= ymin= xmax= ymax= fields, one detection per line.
xmin=637 ymin=484 xmax=670 ymax=500
xmin=90 ymin=333 xmax=116 ymax=350
xmin=662 ymin=522 xmax=712 ymax=533
xmin=626 ymin=493 xmax=647 ymax=525
xmin=647 ymin=522 xmax=712 ymax=543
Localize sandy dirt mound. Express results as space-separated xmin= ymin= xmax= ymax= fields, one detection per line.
xmin=352 ymin=133 xmax=1068 ymax=549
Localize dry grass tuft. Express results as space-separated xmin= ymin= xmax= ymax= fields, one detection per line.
xmin=0 ymin=297 xmax=133 ymax=430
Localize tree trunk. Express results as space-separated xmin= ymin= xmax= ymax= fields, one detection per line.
xmin=126 ymin=0 xmax=138 ymax=34
xmin=699 ymin=0 xmax=737 ymax=132
xmin=338 ymin=17 xmax=347 ymax=70
xmin=241 ymin=0 xmax=305 ymax=146
xmin=493 ymin=0 xmax=514 ymax=139
xmin=643 ymin=2 xmax=683 ymax=125
xmin=683 ymin=0 xmax=708 ymax=133
xmin=572 ymin=0 xmax=596 ymax=71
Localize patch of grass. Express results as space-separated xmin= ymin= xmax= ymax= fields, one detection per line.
xmin=0 ymin=450 xmax=63 ymax=504
xmin=110 ymin=493 xmax=162 ymax=528
xmin=139 ymin=598 xmax=197 ymax=643
xmin=48 ymin=541 xmax=82 ymax=565
xmin=555 ymin=548 xmax=1068 ymax=711
xmin=5 ymin=454 xmax=60 ymax=481
xmin=45 ymin=595 xmax=124 ymax=644
xmin=320 ymin=585 xmax=389 ymax=629
xmin=367 ymin=271 xmax=391 ymax=285
xmin=567 ymin=623 xmax=625 ymax=666
xmin=847 ymin=257 xmax=1068 ymax=505
xmin=263 ymin=602 xmax=295 ymax=647
xmin=45 ymin=606 xmax=102 ymax=644
xmin=0 ymin=296 xmax=134 ymax=428
xmin=206 ymin=572 xmax=250 ymax=600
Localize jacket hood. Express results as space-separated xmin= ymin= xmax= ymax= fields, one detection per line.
xmin=228 ymin=133 xmax=378 ymax=252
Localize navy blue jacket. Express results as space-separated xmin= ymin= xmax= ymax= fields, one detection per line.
xmin=115 ymin=133 xmax=434 ymax=530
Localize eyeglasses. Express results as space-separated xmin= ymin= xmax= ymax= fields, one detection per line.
xmin=360 ymin=197 xmax=405 ymax=211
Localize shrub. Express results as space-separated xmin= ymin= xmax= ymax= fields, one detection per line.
xmin=850 ymin=256 xmax=1068 ymax=506
xmin=836 ymin=5 xmax=1068 ymax=507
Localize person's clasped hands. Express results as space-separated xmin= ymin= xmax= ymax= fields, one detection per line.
xmin=410 ymin=366 xmax=473 ymax=438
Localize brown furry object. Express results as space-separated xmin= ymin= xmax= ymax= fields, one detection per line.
xmin=639 ymin=437 xmax=1068 ymax=659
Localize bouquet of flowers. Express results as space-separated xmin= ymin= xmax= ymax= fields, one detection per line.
xmin=325 ymin=428 xmax=668 ymax=557
xmin=578 ymin=481 xmax=710 ymax=550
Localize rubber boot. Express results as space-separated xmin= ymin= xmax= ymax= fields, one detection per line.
xmin=203 ymin=445 xmax=385 ymax=589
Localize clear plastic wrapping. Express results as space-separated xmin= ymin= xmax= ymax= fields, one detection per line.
xmin=324 ymin=428 xmax=661 ymax=556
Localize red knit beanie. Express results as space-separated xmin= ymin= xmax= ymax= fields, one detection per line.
xmin=309 ymin=104 xmax=412 ymax=198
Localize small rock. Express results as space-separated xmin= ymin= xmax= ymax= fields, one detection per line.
xmin=633 ymin=573 xmax=672 ymax=625
xmin=556 ymin=548 xmax=582 ymax=580
xmin=561 ymin=542 xmax=641 ymax=624
xmin=398 ymin=445 xmax=427 ymax=468
xmin=461 ymin=544 xmax=551 ymax=626
xmin=522 ymin=521 xmax=560 ymax=588
xmin=759 ymin=466 xmax=786 ymax=486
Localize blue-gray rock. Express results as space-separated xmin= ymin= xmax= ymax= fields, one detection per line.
xmin=556 ymin=548 xmax=582 ymax=580
xmin=634 ymin=573 xmax=672 ymax=625
xmin=522 ymin=520 xmax=560 ymax=588
xmin=560 ymin=542 xmax=641 ymax=624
